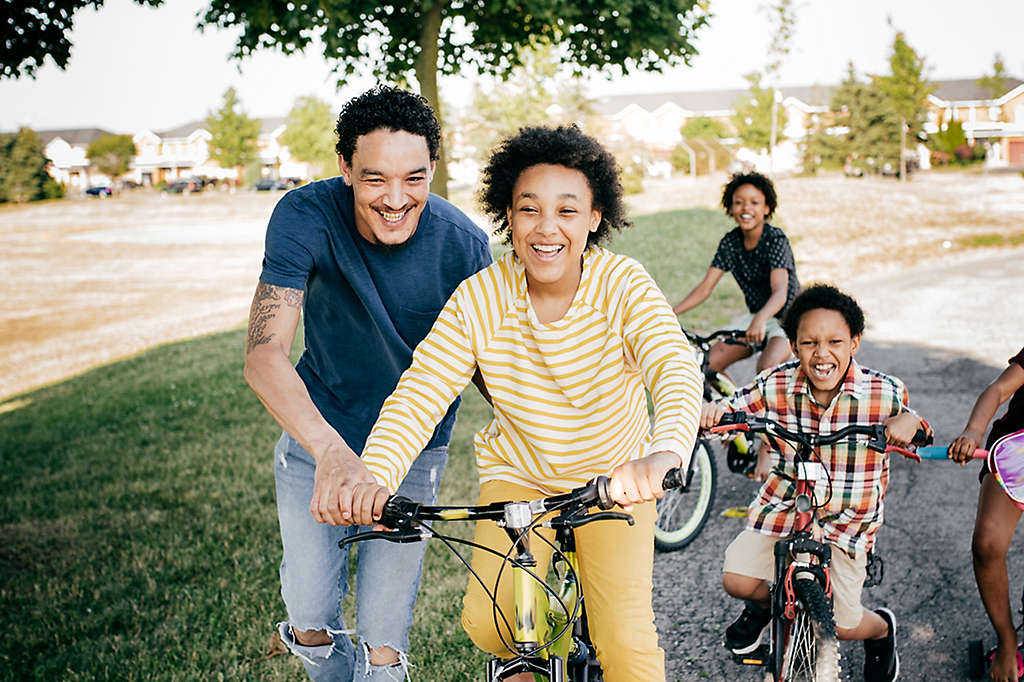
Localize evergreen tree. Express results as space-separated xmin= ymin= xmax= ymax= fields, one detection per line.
xmin=875 ymin=31 xmax=932 ymax=180
xmin=977 ymin=53 xmax=1009 ymax=99
xmin=206 ymin=87 xmax=261 ymax=185
xmin=0 ymin=128 xmax=63 ymax=203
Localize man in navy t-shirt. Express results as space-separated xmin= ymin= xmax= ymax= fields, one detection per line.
xmin=244 ymin=86 xmax=492 ymax=681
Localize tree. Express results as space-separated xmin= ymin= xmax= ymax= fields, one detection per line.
xmin=0 ymin=128 xmax=64 ymax=203
xmin=280 ymin=96 xmax=338 ymax=179
xmin=831 ymin=62 xmax=902 ymax=174
xmin=732 ymin=72 xmax=787 ymax=152
xmin=875 ymin=31 xmax=932 ymax=181
xmin=1 ymin=1 xmax=162 ymax=79
xmin=680 ymin=116 xmax=728 ymax=139
xmin=86 ymin=134 xmax=136 ymax=181
xmin=456 ymin=45 xmax=594 ymax=165
xmin=199 ymin=0 xmax=712 ymax=197
xmin=977 ymin=53 xmax=1009 ymax=100
xmin=206 ymin=87 xmax=261 ymax=184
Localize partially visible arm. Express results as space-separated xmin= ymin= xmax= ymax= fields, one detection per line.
xmin=746 ymin=268 xmax=789 ymax=344
xmin=672 ymin=267 xmax=724 ymax=316
xmin=244 ymin=282 xmax=376 ymax=525
xmin=950 ymin=363 xmax=1024 ymax=462
xmin=883 ymin=379 xmax=934 ymax=448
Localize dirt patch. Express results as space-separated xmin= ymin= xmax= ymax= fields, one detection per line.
xmin=1 ymin=172 xmax=1022 ymax=401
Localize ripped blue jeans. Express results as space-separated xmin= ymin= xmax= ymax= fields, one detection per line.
xmin=273 ymin=432 xmax=447 ymax=681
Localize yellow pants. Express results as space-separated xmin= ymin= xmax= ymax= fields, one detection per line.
xmin=461 ymin=480 xmax=665 ymax=682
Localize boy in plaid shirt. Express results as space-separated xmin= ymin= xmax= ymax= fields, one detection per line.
xmin=701 ymin=284 xmax=932 ymax=682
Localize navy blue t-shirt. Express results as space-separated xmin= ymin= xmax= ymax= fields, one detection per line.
xmin=259 ymin=176 xmax=492 ymax=455
xmin=710 ymin=223 xmax=800 ymax=319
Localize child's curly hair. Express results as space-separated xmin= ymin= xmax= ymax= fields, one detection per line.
xmin=334 ymin=86 xmax=440 ymax=164
xmin=783 ymin=283 xmax=865 ymax=341
xmin=478 ymin=125 xmax=631 ymax=246
xmin=721 ymin=171 xmax=778 ymax=219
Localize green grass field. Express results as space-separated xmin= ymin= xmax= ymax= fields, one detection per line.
xmin=0 ymin=208 xmax=743 ymax=680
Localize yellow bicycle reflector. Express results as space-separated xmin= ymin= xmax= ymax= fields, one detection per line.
xmin=439 ymin=509 xmax=471 ymax=520
xmin=721 ymin=507 xmax=748 ymax=518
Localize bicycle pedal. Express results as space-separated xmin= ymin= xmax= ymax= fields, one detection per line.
xmin=732 ymin=644 xmax=769 ymax=666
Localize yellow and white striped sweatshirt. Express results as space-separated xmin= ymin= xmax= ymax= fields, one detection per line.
xmin=362 ymin=246 xmax=704 ymax=494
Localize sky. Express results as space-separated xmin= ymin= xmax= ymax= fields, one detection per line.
xmin=2 ymin=0 xmax=1024 ymax=134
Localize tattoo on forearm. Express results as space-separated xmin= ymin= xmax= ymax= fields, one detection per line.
xmin=246 ymin=282 xmax=303 ymax=353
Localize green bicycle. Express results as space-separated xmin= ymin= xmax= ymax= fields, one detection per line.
xmin=340 ymin=472 xmax=686 ymax=680
xmin=653 ymin=328 xmax=763 ymax=552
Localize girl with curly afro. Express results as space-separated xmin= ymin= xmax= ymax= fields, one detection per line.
xmin=357 ymin=125 xmax=703 ymax=681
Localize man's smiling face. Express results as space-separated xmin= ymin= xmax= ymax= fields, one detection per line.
xmin=339 ymin=128 xmax=435 ymax=247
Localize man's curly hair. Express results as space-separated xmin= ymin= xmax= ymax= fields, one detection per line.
xmin=721 ymin=171 xmax=778 ymax=219
xmin=782 ymin=283 xmax=865 ymax=342
xmin=334 ymin=86 xmax=440 ymax=164
xmin=478 ymin=125 xmax=631 ymax=246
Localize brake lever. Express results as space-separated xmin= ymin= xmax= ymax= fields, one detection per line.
xmin=548 ymin=511 xmax=634 ymax=530
xmin=338 ymin=528 xmax=429 ymax=549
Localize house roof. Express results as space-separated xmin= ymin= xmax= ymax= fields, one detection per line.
xmin=930 ymin=77 xmax=1024 ymax=103
xmin=158 ymin=116 xmax=286 ymax=139
xmin=35 ymin=128 xmax=118 ymax=146
xmin=594 ymin=77 xmax=1024 ymax=117
xmin=593 ymin=84 xmax=837 ymax=116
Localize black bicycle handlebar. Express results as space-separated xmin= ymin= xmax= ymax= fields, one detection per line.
xmin=340 ymin=467 xmax=689 ymax=549
xmin=714 ymin=412 xmax=931 ymax=452
xmin=681 ymin=327 xmax=761 ymax=352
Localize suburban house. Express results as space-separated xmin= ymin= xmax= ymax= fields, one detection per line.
xmin=924 ymin=77 xmax=1024 ymax=165
xmin=35 ymin=117 xmax=310 ymax=190
xmin=592 ymin=77 xmax=1023 ymax=172
xmin=37 ymin=128 xmax=117 ymax=191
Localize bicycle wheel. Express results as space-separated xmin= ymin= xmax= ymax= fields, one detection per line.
xmin=777 ymin=578 xmax=840 ymax=681
xmin=654 ymin=440 xmax=717 ymax=552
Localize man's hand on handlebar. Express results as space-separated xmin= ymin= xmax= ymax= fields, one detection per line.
xmin=311 ymin=450 xmax=390 ymax=527
xmin=882 ymin=412 xmax=923 ymax=448
xmin=608 ymin=451 xmax=680 ymax=511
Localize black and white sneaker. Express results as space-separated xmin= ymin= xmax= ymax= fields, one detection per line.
xmin=864 ymin=607 xmax=900 ymax=682
xmin=724 ymin=601 xmax=771 ymax=654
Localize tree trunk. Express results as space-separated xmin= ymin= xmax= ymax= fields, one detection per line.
xmin=415 ymin=0 xmax=447 ymax=198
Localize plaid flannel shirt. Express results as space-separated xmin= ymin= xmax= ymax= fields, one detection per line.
xmin=722 ymin=358 xmax=932 ymax=558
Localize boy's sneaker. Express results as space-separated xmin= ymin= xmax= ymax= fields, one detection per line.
xmin=724 ymin=601 xmax=771 ymax=654
xmin=864 ymin=607 xmax=900 ymax=682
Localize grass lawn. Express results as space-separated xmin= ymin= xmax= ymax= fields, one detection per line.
xmin=0 ymin=207 xmax=743 ymax=680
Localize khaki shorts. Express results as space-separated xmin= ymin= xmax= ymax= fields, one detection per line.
xmin=723 ymin=530 xmax=867 ymax=630
xmin=732 ymin=312 xmax=787 ymax=341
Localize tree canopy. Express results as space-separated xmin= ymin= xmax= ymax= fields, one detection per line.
xmin=680 ymin=116 xmax=728 ymax=140
xmin=199 ymin=0 xmax=711 ymax=195
xmin=205 ymin=87 xmax=261 ymax=174
xmin=86 ymin=134 xmax=137 ymax=180
xmin=280 ymin=96 xmax=338 ymax=179
xmin=1 ymin=0 xmax=162 ymax=79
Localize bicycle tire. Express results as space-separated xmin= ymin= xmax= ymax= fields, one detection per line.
xmin=653 ymin=440 xmax=717 ymax=552
xmin=777 ymin=578 xmax=840 ymax=682
xmin=966 ymin=639 xmax=985 ymax=679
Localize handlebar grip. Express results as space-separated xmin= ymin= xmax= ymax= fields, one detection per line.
xmin=912 ymin=429 xmax=933 ymax=446
xmin=916 ymin=446 xmax=988 ymax=460
xmin=662 ymin=467 xmax=684 ymax=491
xmin=719 ymin=411 xmax=746 ymax=426
xmin=594 ymin=475 xmax=615 ymax=510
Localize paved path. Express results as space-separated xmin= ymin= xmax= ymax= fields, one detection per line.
xmin=655 ymin=248 xmax=1023 ymax=680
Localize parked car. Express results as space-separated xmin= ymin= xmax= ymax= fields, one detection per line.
xmin=163 ymin=178 xmax=204 ymax=194
xmin=85 ymin=185 xmax=113 ymax=198
xmin=253 ymin=177 xmax=278 ymax=191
